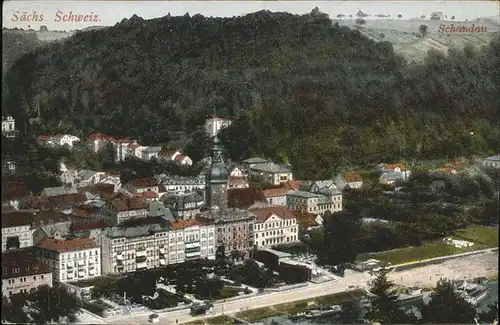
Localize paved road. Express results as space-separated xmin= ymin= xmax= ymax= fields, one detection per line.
xmin=107 ymin=251 xmax=498 ymax=325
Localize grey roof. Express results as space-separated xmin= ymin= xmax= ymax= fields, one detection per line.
xmin=161 ymin=176 xmax=205 ymax=185
xmin=287 ymin=190 xmax=319 ymax=198
xmin=148 ymin=203 xmax=176 ymax=221
xmin=381 ymin=172 xmax=404 ymax=181
xmin=41 ymin=186 xmax=77 ymax=197
xmin=77 ymin=170 xmax=97 ymax=181
xmin=200 ymin=208 xmax=255 ymax=223
xmin=317 ymin=188 xmax=342 ymax=196
xmin=243 ymin=157 xmax=269 ymax=164
xmin=316 ymin=195 xmax=332 ymax=205
xmin=40 ymin=222 xmax=72 ymax=237
xmin=250 ymin=163 xmax=291 ymax=173
xmin=258 ymin=248 xmax=292 ymax=259
xmin=104 ymin=223 xmax=169 ymax=239
xmin=485 ymin=154 xmax=500 ymax=161
xmin=311 ymin=180 xmax=335 ymax=190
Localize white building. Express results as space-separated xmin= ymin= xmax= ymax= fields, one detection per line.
xmin=2 ymin=115 xmax=17 ymax=138
xmin=483 ymin=154 xmax=500 ymax=169
xmin=204 ymin=117 xmax=232 ymax=137
xmin=170 ymin=219 xmax=216 ymax=261
xmin=38 ymin=134 xmax=80 ymax=148
xmin=2 ymin=250 xmax=53 ymax=297
xmin=249 ymin=206 xmax=299 ymax=248
xmin=35 ymin=237 xmax=101 ymax=282
xmin=159 ymin=176 xmax=205 ymax=195
xmin=286 ymin=190 xmax=342 ymax=215
xmin=2 ymin=211 xmax=34 ymax=252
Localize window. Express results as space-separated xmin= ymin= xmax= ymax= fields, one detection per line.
xmin=34 ymin=276 xmax=37 ymax=280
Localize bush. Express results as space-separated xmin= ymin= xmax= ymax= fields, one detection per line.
xmin=355 ymin=18 xmax=366 ymax=25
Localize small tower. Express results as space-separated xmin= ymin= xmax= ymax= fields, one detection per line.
xmin=206 ymin=136 xmax=229 ymax=209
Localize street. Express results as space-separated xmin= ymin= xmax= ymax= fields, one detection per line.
xmin=107 ymin=250 xmax=498 ymax=325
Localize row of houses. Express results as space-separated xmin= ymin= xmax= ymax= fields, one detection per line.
xmin=2 ymin=202 xmax=300 ymax=297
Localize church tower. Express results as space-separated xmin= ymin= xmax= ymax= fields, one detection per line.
xmin=206 ymin=136 xmax=229 ymax=209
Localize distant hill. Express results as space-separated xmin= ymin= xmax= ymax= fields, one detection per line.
xmin=333 ymin=19 xmax=500 ymax=63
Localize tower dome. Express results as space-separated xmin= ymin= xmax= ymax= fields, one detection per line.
xmin=206 ymin=136 xmax=229 ymax=184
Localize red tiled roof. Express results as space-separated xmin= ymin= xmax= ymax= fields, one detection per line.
xmin=283 ymin=180 xmax=302 ymax=191
xmin=262 ymin=187 xmax=290 ymax=198
xmin=135 ymin=191 xmax=158 ymax=199
xmin=38 ymin=135 xmax=52 ymax=141
xmin=229 ymin=176 xmax=248 ymax=187
xmin=169 ymin=219 xmax=210 ymax=230
xmin=248 ymin=206 xmax=296 ymax=222
xmin=18 ymin=196 xmax=51 ymax=210
xmin=70 ymin=205 xmax=93 ymax=219
xmin=2 ymin=181 xmax=31 ymax=200
xmin=2 ymin=211 xmax=35 ymax=228
xmin=385 ymin=163 xmax=408 ymax=171
xmin=228 ymin=187 xmax=266 ymax=209
xmin=49 ymin=193 xmax=86 ymax=207
xmin=109 ymin=197 xmax=148 ymax=211
xmin=87 ymin=132 xmax=113 ymax=141
xmin=128 ymin=178 xmax=158 ymax=188
xmin=343 ymin=173 xmax=363 ymax=182
xmin=2 ymin=250 xmax=52 ymax=279
xmin=37 ymin=237 xmax=98 ymax=253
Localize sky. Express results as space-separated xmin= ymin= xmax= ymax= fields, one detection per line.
xmin=2 ymin=1 xmax=499 ymax=31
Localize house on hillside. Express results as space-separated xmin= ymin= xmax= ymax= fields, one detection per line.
xmin=38 ymin=134 xmax=80 ymax=148
xmin=141 ymin=146 xmax=162 ymax=160
xmin=309 ymin=180 xmax=337 ymax=193
xmin=335 ymin=172 xmax=363 ymax=189
xmin=74 ymin=170 xmax=106 ymax=188
xmin=482 ymin=154 xmax=500 ymax=169
xmin=204 ymin=117 xmax=232 ymax=137
xmin=379 ymin=172 xmax=404 ymax=186
xmin=242 ymin=157 xmax=270 ymax=175
xmin=376 ymin=163 xmax=411 ymax=180
xmin=249 ymin=163 xmax=293 ymax=186
xmin=286 ymin=189 xmax=342 ymax=215
xmin=2 ymin=115 xmax=17 ymax=138
xmin=87 ymin=132 xmax=114 ymax=153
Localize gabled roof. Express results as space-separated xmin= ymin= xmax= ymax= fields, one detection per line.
xmin=128 ymin=177 xmax=158 ymax=188
xmin=37 ymin=237 xmax=98 ymax=252
xmin=248 ymin=206 xmax=296 ymax=222
xmin=2 ymin=181 xmax=30 ymax=200
xmin=343 ymin=173 xmax=363 ymax=182
xmin=229 ymin=176 xmax=249 ymax=187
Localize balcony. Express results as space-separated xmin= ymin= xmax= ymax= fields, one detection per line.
xmin=136 ymin=250 xmax=147 ymax=257
xmin=116 ymin=254 xmax=123 ymax=260
xmin=158 ymin=247 xmax=166 ymax=255
xmin=136 ymin=255 xmax=147 ymax=263
xmin=159 ymin=258 xmax=166 ymax=266
xmin=136 ymin=262 xmax=147 ymax=270
xmin=78 ymin=271 xmax=86 ymax=278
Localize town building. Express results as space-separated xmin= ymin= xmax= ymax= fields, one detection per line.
xmin=286 ymin=190 xmax=342 ymax=215
xmin=248 ymin=206 xmax=299 ymax=248
xmin=98 ymin=196 xmax=149 ymax=226
xmin=228 ymin=176 xmax=249 ymax=189
xmin=124 ymin=177 xmax=160 ymax=195
xmin=483 ymin=154 xmax=500 ymax=169
xmin=38 ymin=134 xmax=80 ymax=148
xmin=334 ymin=173 xmax=363 ymax=189
xmin=242 ymin=157 xmax=270 ymax=175
xmin=158 ymin=176 xmax=205 ymax=195
xmin=35 ymin=237 xmax=101 ymax=282
xmin=204 ymin=117 xmax=232 ymax=137
xmin=248 ymin=163 xmax=293 ymax=186
xmin=376 ymin=163 xmax=411 ymax=180
xmin=99 ymin=218 xmax=171 ymax=274
xmin=163 ymin=191 xmax=205 ymax=220
xmin=2 ymin=211 xmax=34 ymax=252
xmin=170 ymin=219 xmax=216 ymax=261
xmin=1 ymin=115 xmax=17 ymax=138
xmin=205 ymin=136 xmax=230 ymax=209
xmin=262 ymin=187 xmax=290 ymax=206
xmin=2 ymin=250 xmax=53 ymax=297
xmin=198 ymin=208 xmax=255 ymax=260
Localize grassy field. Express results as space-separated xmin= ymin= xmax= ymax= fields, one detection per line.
xmin=235 ymin=307 xmax=285 ymax=322
xmin=357 ymin=226 xmax=499 ymax=265
xmin=271 ymin=289 xmax=365 ymax=316
xmin=205 ymin=315 xmax=237 ymax=325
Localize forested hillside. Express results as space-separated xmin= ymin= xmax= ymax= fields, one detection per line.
xmin=4 ymin=10 xmax=500 ymax=179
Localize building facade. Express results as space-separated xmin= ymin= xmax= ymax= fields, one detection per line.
xmin=204 ymin=117 xmax=232 ymax=137
xmin=163 ymin=192 xmax=205 ymax=220
xmin=2 ymin=250 xmax=53 ymax=297
xmin=35 ymin=237 xmax=101 ymax=282
xmin=249 ymin=206 xmax=299 ymax=248
xmin=2 ymin=211 xmax=34 ymax=252
xmin=286 ymin=190 xmax=342 ymax=215
xmin=99 ymin=197 xmax=149 ymax=225
xmin=2 ymin=115 xmax=17 ymax=138
xmin=170 ymin=219 xmax=216 ymax=261
xmin=159 ymin=176 xmax=205 ymax=195
xmin=483 ymin=154 xmax=500 ymax=169
xmin=199 ymin=208 xmax=255 ymax=259
xmin=248 ymin=163 xmax=293 ymax=186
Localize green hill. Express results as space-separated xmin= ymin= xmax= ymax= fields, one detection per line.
xmin=3 ymin=11 xmax=500 ymax=179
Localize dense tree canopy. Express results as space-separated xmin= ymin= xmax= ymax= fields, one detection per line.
xmin=3 ymin=10 xmax=499 ymax=179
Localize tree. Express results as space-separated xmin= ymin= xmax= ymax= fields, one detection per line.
xmin=366 ymin=268 xmax=416 ymax=324
xmin=26 ymin=284 xmax=82 ymax=323
xmin=478 ymin=301 xmax=498 ymax=323
xmin=355 ymin=18 xmax=366 ymax=25
xmin=421 ymin=279 xmax=476 ymax=324
xmin=320 ymin=211 xmax=363 ymax=265
xmin=397 ymin=14 xmax=402 ymax=19
xmin=419 ymin=24 xmax=428 ymax=37
xmin=183 ymin=127 xmax=212 ymax=164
